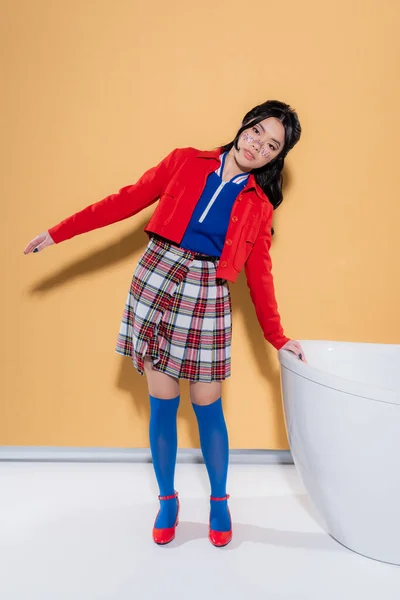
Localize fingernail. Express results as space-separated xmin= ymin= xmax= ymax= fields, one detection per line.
xmin=33 ymin=248 xmax=38 ymax=253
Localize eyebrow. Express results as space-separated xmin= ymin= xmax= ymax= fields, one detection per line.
xmin=256 ymin=122 xmax=281 ymax=148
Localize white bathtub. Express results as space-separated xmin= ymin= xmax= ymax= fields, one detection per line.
xmin=279 ymin=340 xmax=400 ymax=565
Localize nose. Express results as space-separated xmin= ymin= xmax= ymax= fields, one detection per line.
xmin=250 ymin=138 xmax=262 ymax=152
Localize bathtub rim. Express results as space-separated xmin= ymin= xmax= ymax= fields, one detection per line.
xmin=278 ymin=340 xmax=400 ymax=406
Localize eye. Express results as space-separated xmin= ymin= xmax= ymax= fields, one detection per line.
xmin=253 ymin=127 xmax=261 ymax=135
xmin=269 ymin=144 xmax=277 ymax=151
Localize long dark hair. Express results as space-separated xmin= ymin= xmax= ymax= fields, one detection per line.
xmin=221 ymin=100 xmax=302 ymax=213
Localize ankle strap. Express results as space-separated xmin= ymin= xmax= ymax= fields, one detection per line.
xmin=210 ymin=494 xmax=230 ymax=501
xmin=158 ymin=491 xmax=178 ymax=501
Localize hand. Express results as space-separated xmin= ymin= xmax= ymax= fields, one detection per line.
xmin=23 ymin=232 xmax=55 ymax=254
xmin=281 ymin=340 xmax=307 ymax=363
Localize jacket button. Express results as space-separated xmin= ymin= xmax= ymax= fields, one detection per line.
xmin=226 ymin=239 xmax=232 ymax=246
xmin=221 ymin=261 xmax=228 ymax=268
xmin=232 ymin=216 xmax=238 ymax=222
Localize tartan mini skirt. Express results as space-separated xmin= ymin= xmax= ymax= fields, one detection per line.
xmin=115 ymin=236 xmax=232 ymax=382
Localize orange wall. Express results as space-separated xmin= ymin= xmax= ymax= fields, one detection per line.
xmin=2 ymin=0 xmax=399 ymax=449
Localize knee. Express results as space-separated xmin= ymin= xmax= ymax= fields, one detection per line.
xmin=149 ymin=387 xmax=180 ymax=401
xmin=144 ymin=358 xmax=180 ymax=400
xmin=190 ymin=382 xmax=222 ymax=406
xmin=191 ymin=395 xmax=220 ymax=407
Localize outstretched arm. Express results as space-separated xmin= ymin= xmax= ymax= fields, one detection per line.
xmin=24 ymin=148 xmax=181 ymax=255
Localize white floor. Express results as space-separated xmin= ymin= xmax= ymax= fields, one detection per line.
xmin=0 ymin=462 xmax=399 ymax=600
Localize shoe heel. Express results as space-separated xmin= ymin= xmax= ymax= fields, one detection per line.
xmin=152 ymin=491 xmax=179 ymax=545
xmin=209 ymin=494 xmax=232 ymax=547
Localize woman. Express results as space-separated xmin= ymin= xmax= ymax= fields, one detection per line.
xmin=24 ymin=99 xmax=306 ymax=548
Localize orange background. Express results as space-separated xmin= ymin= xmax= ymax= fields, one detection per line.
xmin=2 ymin=0 xmax=399 ymax=448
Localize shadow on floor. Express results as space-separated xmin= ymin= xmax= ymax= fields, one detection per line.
xmin=166 ymin=519 xmax=343 ymax=553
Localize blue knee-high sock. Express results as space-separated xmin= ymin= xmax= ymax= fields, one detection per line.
xmin=192 ymin=398 xmax=231 ymax=532
xmin=149 ymin=395 xmax=180 ymax=529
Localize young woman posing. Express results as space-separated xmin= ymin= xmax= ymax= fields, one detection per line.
xmin=24 ymin=99 xmax=306 ymax=547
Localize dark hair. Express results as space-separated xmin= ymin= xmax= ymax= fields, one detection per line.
xmin=221 ymin=100 xmax=302 ymax=226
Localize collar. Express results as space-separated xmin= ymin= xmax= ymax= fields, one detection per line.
xmin=195 ymin=147 xmax=266 ymax=200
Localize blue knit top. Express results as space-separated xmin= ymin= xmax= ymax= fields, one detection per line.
xmin=180 ymin=153 xmax=249 ymax=257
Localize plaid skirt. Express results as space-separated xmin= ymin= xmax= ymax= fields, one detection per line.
xmin=115 ymin=237 xmax=232 ymax=382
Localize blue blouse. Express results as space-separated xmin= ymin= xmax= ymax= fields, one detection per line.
xmin=180 ymin=153 xmax=249 ymax=257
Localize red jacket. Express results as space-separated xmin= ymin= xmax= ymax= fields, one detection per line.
xmin=49 ymin=147 xmax=289 ymax=349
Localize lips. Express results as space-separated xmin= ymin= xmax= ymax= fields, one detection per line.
xmin=243 ymin=149 xmax=255 ymax=160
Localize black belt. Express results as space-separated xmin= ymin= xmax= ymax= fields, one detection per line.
xmin=192 ymin=253 xmax=219 ymax=263
xmin=151 ymin=234 xmax=219 ymax=263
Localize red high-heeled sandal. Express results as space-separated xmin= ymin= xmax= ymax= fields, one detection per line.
xmin=209 ymin=494 xmax=232 ymax=547
xmin=152 ymin=492 xmax=180 ymax=545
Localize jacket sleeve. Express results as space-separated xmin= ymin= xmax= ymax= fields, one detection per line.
xmin=48 ymin=148 xmax=180 ymax=243
xmin=244 ymin=204 xmax=290 ymax=350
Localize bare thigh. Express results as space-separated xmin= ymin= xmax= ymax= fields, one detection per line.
xmin=190 ymin=381 xmax=222 ymax=406
xmin=144 ymin=357 xmax=180 ymax=399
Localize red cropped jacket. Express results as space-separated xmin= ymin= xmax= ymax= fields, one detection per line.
xmin=49 ymin=147 xmax=289 ymax=349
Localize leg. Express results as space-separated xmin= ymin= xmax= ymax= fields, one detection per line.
xmin=190 ymin=382 xmax=231 ymax=541
xmin=144 ymin=358 xmax=180 ymax=536
xmin=144 ymin=356 xmax=180 ymax=400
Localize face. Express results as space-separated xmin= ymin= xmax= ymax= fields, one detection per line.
xmin=233 ymin=117 xmax=285 ymax=170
